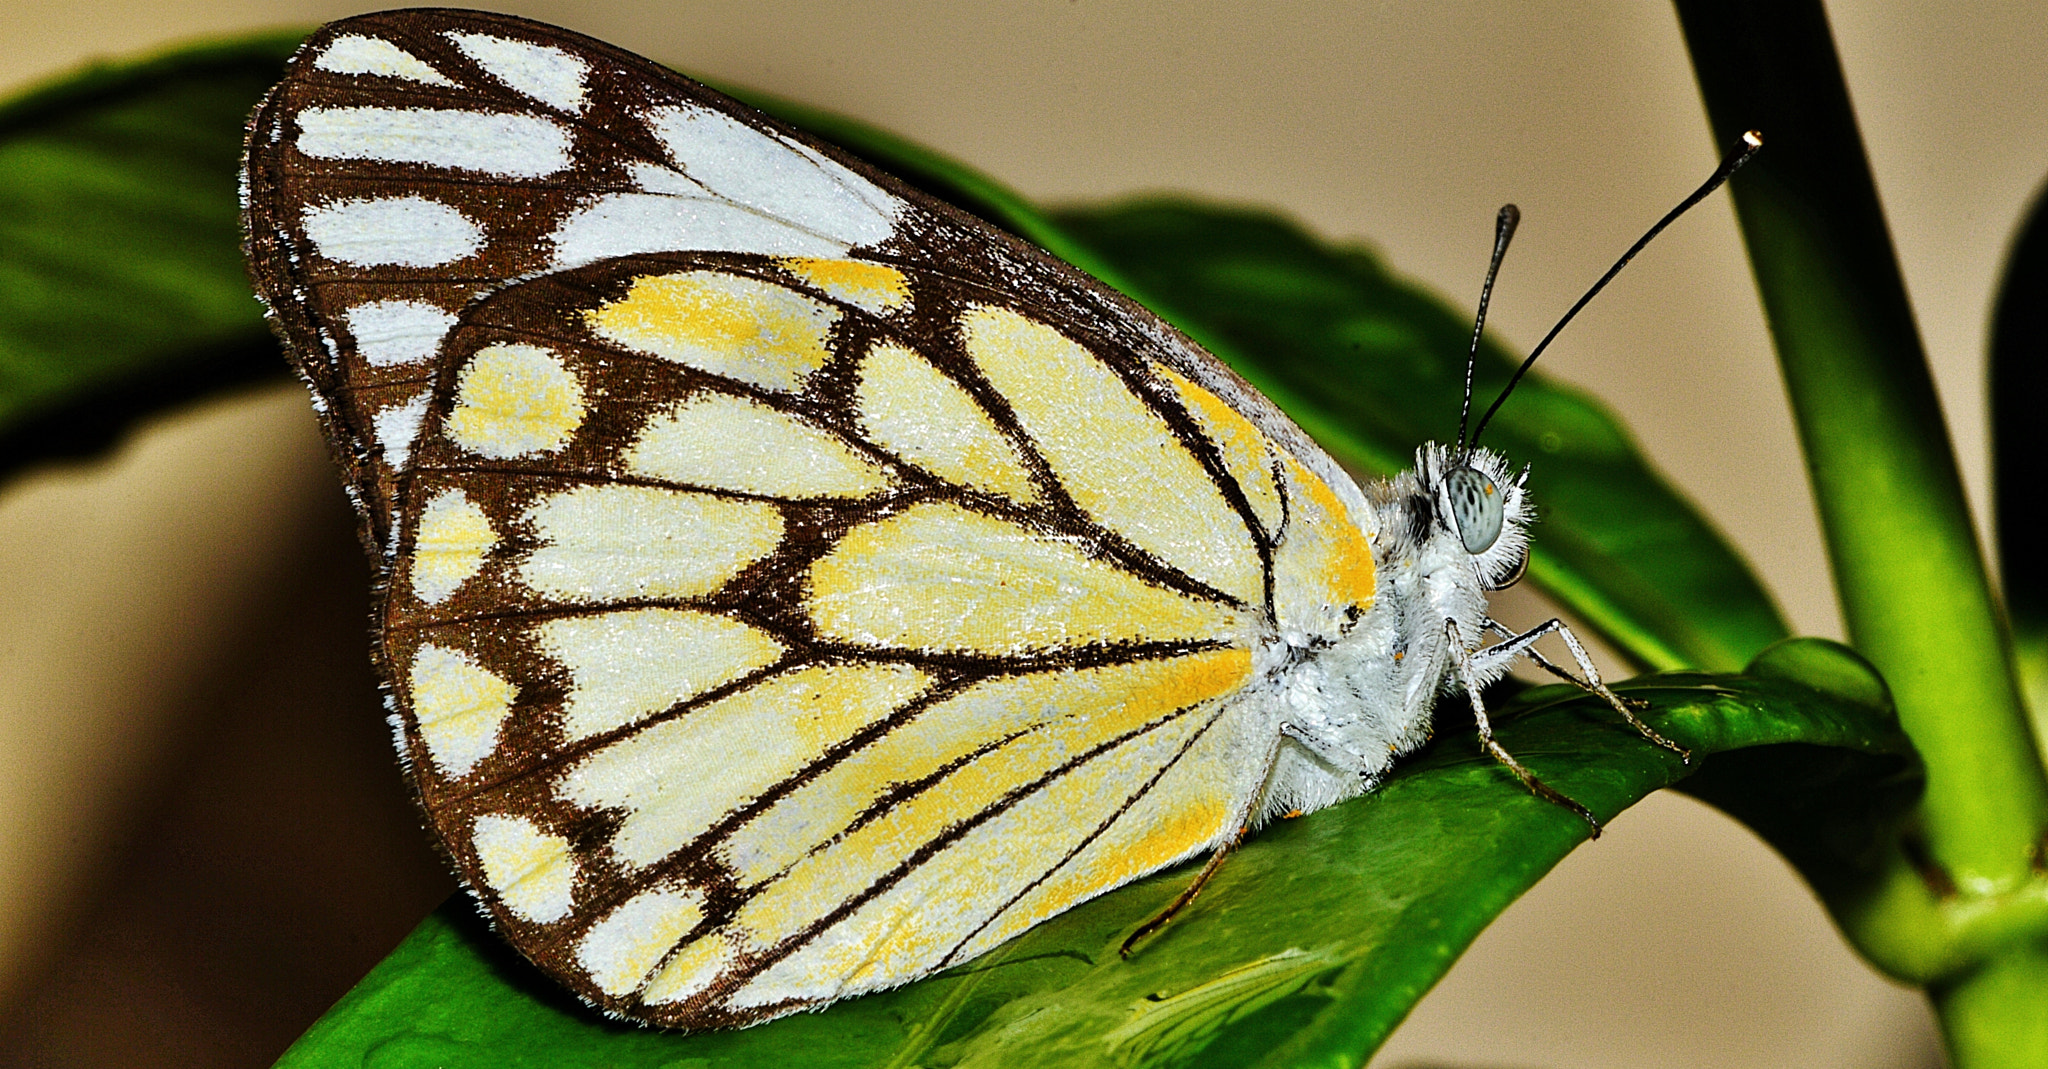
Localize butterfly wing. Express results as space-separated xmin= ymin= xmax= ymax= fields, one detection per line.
xmin=243 ymin=8 xmax=1382 ymax=1028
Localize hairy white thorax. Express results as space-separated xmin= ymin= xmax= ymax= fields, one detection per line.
xmin=1249 ymin=442 xmax=1533 ymax=821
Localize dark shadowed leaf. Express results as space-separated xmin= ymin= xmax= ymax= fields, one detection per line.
xmin=0 ymin=36 xmax=301 ymax=475
xmin=1989 ymin=180 xmax=2048 ymax=741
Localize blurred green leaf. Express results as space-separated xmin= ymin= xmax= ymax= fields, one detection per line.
xmin=276 ymin=640 xmax=1914 ymax=1069
xmin=774 ymin=92 xmax=1792 ymax=675
xmin=0 ymin=36 xmax=300 ymax=474
xmin=0 ymin=42 xmax=1788 ymax=681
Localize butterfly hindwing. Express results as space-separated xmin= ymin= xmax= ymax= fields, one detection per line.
xmin=244 ymin=8 xmax=1387 ymax=1029
xmin=383 ymin=249 xmax=1287 ymax=1024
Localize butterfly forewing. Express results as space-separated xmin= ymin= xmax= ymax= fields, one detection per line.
xmin=244 ymin=8 xmax=1384 ymax=1029
xmin=245 ymin=8 xmax=903 ymax=543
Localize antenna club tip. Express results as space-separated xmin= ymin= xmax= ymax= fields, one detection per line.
xmin=1742 ymin=129 xmax=1763 ymax=148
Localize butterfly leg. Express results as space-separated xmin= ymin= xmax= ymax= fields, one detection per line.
xmin=1118 ymin=735 xmax=1287 ymax=959
xmin=1447 ymin=619 xmax=1603 ymax=837
xmin=1479 ymin=617 xmax=1689 ymax=762
xmin=1117 ymin=827 xmax=1245 ymax=959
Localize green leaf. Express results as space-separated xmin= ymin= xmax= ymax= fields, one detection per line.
xmin=0 ymin=36 xmax=300 ymax=475
xmin=1047 ymin=202 xmax=1789 ymax=673
xmin=275 ymin=639 xmax=1914 ymax=1069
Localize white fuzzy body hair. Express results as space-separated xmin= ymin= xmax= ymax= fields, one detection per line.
xmin=1241 ymin=442 xmax=1534 ymax=823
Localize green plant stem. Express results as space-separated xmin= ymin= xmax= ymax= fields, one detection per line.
xmin=1933 ymin=941 xmax=2048 ymax=1066
xmin=1673 ymin=2 xmax=2047 ymax=887
xmin=1675 ymin=1 xmax=2048 ymax=1060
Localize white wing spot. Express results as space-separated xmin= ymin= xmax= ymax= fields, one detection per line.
xmin=645 ymin=104 xmax=899 ymax=248
xmin=535 ymin=608 xmax=786 ymax=740
xmin=313 ymin=35 xmax=456 ymax=85
xmin=296 ymin=107 xmax=572 ymax=178
xmin=300 ymin=195 xmax=482 ymax=267
xmin=519 ymin=484 xmax=785 ymax=607
xmin=410 ymin=488 xmax=496 ymax=605
xmin=550 ymin=193 xmax=848 ymax=272
xmin=625 ymin=393 xmax=894 ymax=499
xmin=640 ymin=932 xmax=734 ymax=1005
xmin=446 ymin=31 xmax=589 ymax=112
xmin=853 ymin=340 xmax=1037 ymax=502
xmin=628 ymin=161 xmax=710 ymax=197
xmin=371 ymin=392 xmax=430 ymax=469
xmin=575 ymin=886 xmax=707 ymax=997
xmin=471 ymin=813 xmax=576 ymax=923
xmin=408 ymin=644 xmax=515 ymax=778
xmin=343 ymin=299 xmax=458 ymax=368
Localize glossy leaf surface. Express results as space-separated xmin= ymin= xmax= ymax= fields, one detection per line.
xmin=276 ymin=640 xmax=1914 ymax=1069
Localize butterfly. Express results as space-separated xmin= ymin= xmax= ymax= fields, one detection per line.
xmin=240 ymin=7 xmax=1703 ymax=1031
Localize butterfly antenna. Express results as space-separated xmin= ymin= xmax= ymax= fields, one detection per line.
xmin=1468 ymin=130 xmax=1763 ymax=448
xmin=1457 ymin=204 xmax=1520 ymax=453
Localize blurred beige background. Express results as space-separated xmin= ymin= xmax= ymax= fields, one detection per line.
xmin=5 ymin=1 xmax=2044 ymax=1065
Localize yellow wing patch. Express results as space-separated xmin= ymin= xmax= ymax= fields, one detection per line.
xmin=727 ymin=648 xmax=1248 ymax=961
xmin=1158 ymin=367 xmax=1284 ymax=540
xmin=731 ymin=685 xmax=1226 ymax=1007
xmin=773 ymin=257 xmax=910 ymax=314
xmin=1272 ymin=457 xmax=1378 ymax=636
xmin=626 ymin=393 xmax=896 ymax=498
xmin=805 ymin=501 xmax=1247 ymax=653
xmin=587 ymin=270 xmax=840 ymax=392
xmin=719 ymin=646 xmax=1253 ymax=889
xmin=445 ymin=343 xmax=586 ymax=458
xmin=409 ymin=488 xmax=497 ymax=604
xmin=955 ymin=697 xmax=1248 ymax=962
xmin=961 ymin=306 xmax=1262 ymax=604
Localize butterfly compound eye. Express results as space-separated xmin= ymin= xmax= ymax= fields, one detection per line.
xmin=1444 ymin=466 xmax=1503 ymax=554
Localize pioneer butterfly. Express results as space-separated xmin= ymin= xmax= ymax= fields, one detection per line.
xmin=240 ymin=8 xmax=1739 ymax=1029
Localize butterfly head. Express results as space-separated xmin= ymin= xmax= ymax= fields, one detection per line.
xmin=1422 ymin=442 xmax=1531 ymax=592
